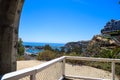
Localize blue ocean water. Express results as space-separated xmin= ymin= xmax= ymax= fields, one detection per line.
xmin=23 ymin=42 xmax=65 ymax=55
xmin=23 ymin=42 xmax=65 ymax=48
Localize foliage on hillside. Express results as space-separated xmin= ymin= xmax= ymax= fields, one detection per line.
xmin=18 ymin=38 xmax=25 ymax=56
xmin=64 ymin=41 xmax=89 ymax=54
xmin=85 ymin=35 xmax=117 ymax=57
xmin=95 ymin=48 xmax=120 ymax=58
xmin=17 ymin=38 xmax=25 ymax=60
xmin=43 ymin=44 xmax=53 ymax=51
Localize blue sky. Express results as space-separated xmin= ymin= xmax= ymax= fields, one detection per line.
xmin=19 ymin=0 xmax=120 ymax=43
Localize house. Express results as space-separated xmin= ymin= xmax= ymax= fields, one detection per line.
xmin=101 ymin=19 xmax=120 ymax=35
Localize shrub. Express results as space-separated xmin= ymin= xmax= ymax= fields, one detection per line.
xmin=17 ymin=55 xmax=25 ymax=60
xmin=37 ymin=50 xmax=56 ymax=61
xmin=17 ymin=38 xmax=25 ymax=56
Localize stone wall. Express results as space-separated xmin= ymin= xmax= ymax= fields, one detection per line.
xmin=0 ymin=0 xmax=24 ymax=75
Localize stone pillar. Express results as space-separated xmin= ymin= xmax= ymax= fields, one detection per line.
xmin=0 ymin=0 xmax=24 ymax=75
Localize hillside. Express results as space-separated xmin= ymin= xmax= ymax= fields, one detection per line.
xmin=64 ymin=19 xmax=120 ymax=57
xmin=84 ymin=35 xmax=118 ymax=56
xmin=64 ymin=41 xmax=89 ymax=54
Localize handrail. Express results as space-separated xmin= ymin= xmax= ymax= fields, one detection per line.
xmin=35 ymin=56 xmax=65 ymax=72
xmin=66 ymin=56 xmax=120 ymax=80
xmin=1 ymin=56 xmax=65 ymax=80
xmin=1 ymin=56 xmax=120 ymax=80
xmin=1 ymin=67 xmax=36 ymax=80
xmin=66 ymin=56 xmax=120 ymax=63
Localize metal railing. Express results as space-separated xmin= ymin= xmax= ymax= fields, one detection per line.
xmin=1 ymin=56 xmax=120 ymax=80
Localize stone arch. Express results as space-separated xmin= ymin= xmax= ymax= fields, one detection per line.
xmin=0 ymin=0 xmax=24 ymax=75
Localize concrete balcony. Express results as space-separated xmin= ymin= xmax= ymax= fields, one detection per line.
xmin=1 ymin=56 xmax=120 ymax=80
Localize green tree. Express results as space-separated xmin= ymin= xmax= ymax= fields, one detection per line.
xmin=44 ymin=44 xmax=53 ymax=51
xmin=53 ymin=48 xmax=60 ymax=53
xmin=17 ymin=38 xmax=25 ymax=56
xmin=60 ymin=47 xmax=65 ymax=53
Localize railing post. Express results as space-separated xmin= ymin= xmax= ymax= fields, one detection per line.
xmin=62 ymin=58 xmax=65 ymax=78
xmin=30 ymin=74 xmax=36 ymax=80
xmin=111 ymin=62 xmax=115 ymax=80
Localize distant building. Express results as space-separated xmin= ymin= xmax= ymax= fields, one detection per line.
xmin=101 ymin=19 xmax=120 ymax=35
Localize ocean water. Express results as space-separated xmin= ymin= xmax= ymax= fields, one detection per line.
xmin=23 ymin=42 xmax=65 ymax=55
xmin=23 ymin=42 xmax=65 ymax=47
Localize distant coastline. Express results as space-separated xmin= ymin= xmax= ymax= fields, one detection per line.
xmin=23 ymin=42 xmax=65 ymax=47
xmin=23 ymin=42 xmax=65 ymax=55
